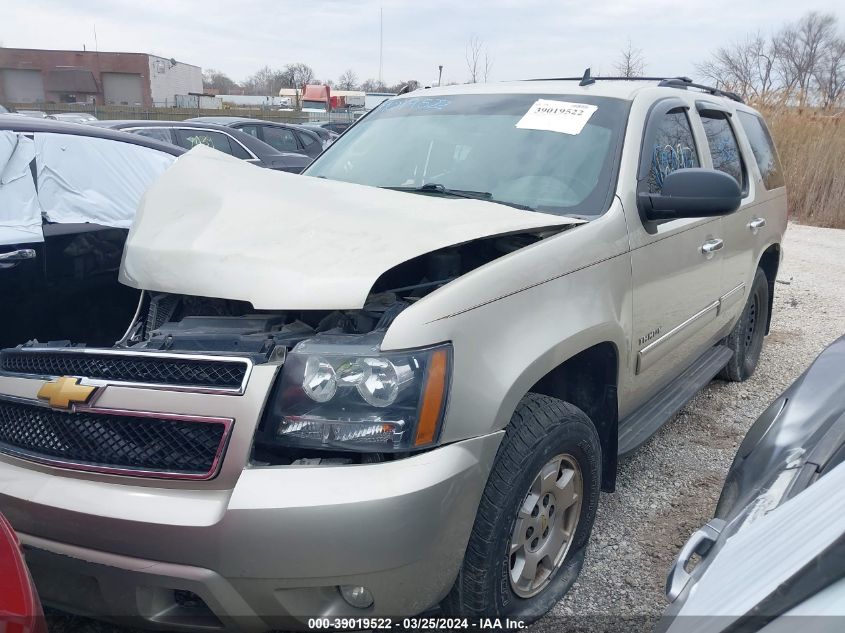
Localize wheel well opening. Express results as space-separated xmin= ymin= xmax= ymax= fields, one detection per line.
xmin=758 ymin=244 xmax=780 ymax=334
xmin=528 ymin=342 xmax=619 ymax=492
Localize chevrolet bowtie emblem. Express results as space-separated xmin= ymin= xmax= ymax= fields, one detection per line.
xmin=37 ymin=377 xmax=96 ymax=409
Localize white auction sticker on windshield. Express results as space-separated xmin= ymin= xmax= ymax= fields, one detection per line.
xmin=515 ymin=99 xmax=598 ymax=135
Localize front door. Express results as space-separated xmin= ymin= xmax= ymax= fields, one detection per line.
xmin=621 ymin=97 xmax=726 ymax=412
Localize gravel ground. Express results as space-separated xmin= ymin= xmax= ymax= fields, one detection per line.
xmin=47 ymin=222 xmax=845 ymax=633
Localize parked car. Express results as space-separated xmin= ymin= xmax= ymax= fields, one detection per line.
xmin=14 ymin=110 xmax=48 ymax=119
xmin=95 ymin=120 xmax=311 ymax=172
xmin=45 ymin=112 xmax=98 ymax=124
xmin=189 ymin=116 xmax=327 ymax=158
xmin=663 ymin=335 xmax=845 ymax=627
xmin=0 ymin=77 xmax=786 ymax=629
xmin=0 ymin=104 xmax=11 ymax=114
xmin=299 ymin=122 xmax=340 ymax=148
xmin=0 ymin=511 xmax=46 ymax=633
xmin=305 ymin=120 xmax=354 ymax=135
xmin=0 ymin=117 xmax=183 ymax=349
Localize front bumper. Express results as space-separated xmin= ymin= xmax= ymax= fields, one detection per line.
xmin=1 ymin=426 xmax=501 ymax=631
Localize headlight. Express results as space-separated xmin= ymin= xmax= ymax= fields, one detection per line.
xmin=264 ymin=335 xmax=451 ymax=452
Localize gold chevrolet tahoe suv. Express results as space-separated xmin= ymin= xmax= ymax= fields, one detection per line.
xmin=0 ymin=76 xmax=786 ymax=631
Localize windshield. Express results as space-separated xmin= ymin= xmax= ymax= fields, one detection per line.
xmin=305 ymin=93 xmax=629 ymax=216
xmin=302 ymin=100 xmax=327 ymax=110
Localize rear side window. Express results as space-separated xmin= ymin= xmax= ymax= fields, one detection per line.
xmin=174 ymin=129 xmax=235 ymax=155
xmin=131 ymin=128 xmax=173 ymax=144
xmin=736 ymin=111 xmax=784 ymax=190
xmin=237 ymin=125 xmax=260 ymax=138
xmin=647 ymin=109 xmax=700 ymax=193
xmin=225 ymin=138 xmax=251 ymax=160
xmin=296 ymin=130 xmax=318 ymax=148
xmin=262 ymin=126 xmax=299 ymax=152
xmin=700 ymin=112 xmax=745 ymax=191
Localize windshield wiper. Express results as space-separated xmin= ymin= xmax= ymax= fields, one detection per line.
xmin=382 ymin=183 xmax=492 ymax=199
xmin=381 ymin=183 xmax=536 ymax=211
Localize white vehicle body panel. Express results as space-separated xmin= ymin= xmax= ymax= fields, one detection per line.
xmin=664 ymin=462 xmax=845 ymax=633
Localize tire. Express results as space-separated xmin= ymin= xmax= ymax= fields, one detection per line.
xmin=719 ymin=267 xmax=770 ymax=382
xmin=442 ymin=393 xmax=601 ymax=621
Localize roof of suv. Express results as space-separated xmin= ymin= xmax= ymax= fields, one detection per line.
xmin=396 ymin=78 xmax=741 ymax=104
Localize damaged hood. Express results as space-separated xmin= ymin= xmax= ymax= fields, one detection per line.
xmin=120 ymin=146 xmax=583 ymax=310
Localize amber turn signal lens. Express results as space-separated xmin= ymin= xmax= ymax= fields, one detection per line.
xmin=414 ymin=348 xmax=448 ymax=446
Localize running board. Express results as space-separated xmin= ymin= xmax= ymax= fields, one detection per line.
xmin=617 ymin=345 xmax=734 ymax=456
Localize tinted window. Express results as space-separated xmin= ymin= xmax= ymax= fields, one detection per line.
xmin=131 ymin=127 xmax=173 ymax=144
xmin=700 ymin=112 xmax=745 ymax=190
xmin=737 ymin=111 xmax=784 ymax=190
xmin=296 ymin=130 xmax=318 ymax=148
xmin=226 ymin=138 xmax=251 ymax=160
xmin=174 ymin=129 xmax=234 ymax=155
xmin=262 ymin=126 xmax=299 ymax=152
xmin=237 ymin=124 xmax=260 ymax=138
xmin=647 ymin=109 xmax=699 ymax=194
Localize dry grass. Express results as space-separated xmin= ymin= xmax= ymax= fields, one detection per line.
xmin=763 ymin=109 xmax=845 ymax=228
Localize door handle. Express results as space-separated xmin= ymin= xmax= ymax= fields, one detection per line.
xmin=748 ymin=217 xmax=767 ymax=234
xmin=0 ymin=249 xmax=37 ymax=262
xmin=700 ymin=239 xmax=724 ymax=259
xmin=666 ymin=518 xmax=726 ymax=602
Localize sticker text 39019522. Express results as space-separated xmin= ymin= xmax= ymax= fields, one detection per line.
xmin=515 ymin=99 xmax=598 ymax=135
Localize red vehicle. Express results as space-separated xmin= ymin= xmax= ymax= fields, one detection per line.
xmin=0 ymin=512 xmax=45 ymax=633
xmin=301 ymin=84 xmax=332 ymax=112
xmin=300 ymin=84 xmax=364 ymax=113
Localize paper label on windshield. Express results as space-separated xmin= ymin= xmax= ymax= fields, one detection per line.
xmin=516 ymin=99 xmax=597 ymax=135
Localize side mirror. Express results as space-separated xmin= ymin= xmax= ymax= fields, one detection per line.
xmin=638 ymin=168 xmax=741 ymax=221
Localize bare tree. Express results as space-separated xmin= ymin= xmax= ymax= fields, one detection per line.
xmin=774 ymin=12 xmax=837 ymax=105
xmin=337 ymin=69 xmax=359 ymax=90
xmin=466 ymin=36 xmax=493 ymax=83
xmin=242 ymin=66 xmax=288 ymax=95
xmin=613 ymin=39 xmax=646 ymax=77
xmin=360 ymin=78 xmax=388 ymax=92
xmin=387 ymin=79 xmax=420 ymax=93
xmin=697 ymin=34 xmax=778 ymax=104
xmin=483 ymin=50 xmax=493 ymax=82
xmin=814 ymin=35 xmax=845 ymax=109
xmin=281 ymin=63 xmax=316 ymax=89
xmin=202 ymin=68 xmax=237 ymax=93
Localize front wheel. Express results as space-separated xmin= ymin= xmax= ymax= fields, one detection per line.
xmin=442 ymin=394 xmax=601 ymax=621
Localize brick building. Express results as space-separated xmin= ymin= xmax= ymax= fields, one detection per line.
xmin=0 ymin=48 xmax=203 ymax=107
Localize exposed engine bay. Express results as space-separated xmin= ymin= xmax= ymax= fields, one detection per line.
xmin=118 ymin=232 xmax=545 ymax=357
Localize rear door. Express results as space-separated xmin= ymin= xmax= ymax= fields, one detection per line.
xmin=719 ymin=110 xmax=788 ymax=323
xmin=622 ymin=97 xmax=726 ymax=408
xmin=692 ymin=102 xmax=757 ymax=326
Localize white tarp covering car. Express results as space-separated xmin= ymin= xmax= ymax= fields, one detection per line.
xmin=0 ymin=130 xmax=175 ymax=246
xmin=0 ymin=132 xmax=41 ymax=245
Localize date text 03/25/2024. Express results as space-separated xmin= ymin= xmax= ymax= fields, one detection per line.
xmin=307 ymin=617 xmax=527 ymax=630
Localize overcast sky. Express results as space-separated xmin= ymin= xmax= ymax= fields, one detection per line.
xmin=3 ymin=0 xmax=844 ymax=87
